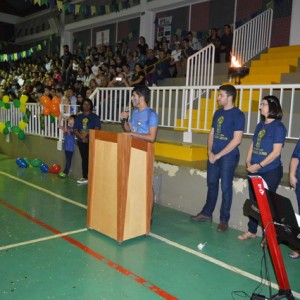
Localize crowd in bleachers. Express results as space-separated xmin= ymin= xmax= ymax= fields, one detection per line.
xmin=0 ymin=25 xmax=233 ymax=105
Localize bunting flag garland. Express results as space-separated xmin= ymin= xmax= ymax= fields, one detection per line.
xmin=0 ymin=36 xmax=52 ymax=62
xmin=30 ymin=0 xmax=140 ymax=17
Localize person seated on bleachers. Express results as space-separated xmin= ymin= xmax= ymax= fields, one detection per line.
xmin=84 ymin=66 xmax=95 ymax=87
xmin=207 ymin=28 xmax=221 ymax=63
xmin=161 ymin=41 xmax=172 ymax=57
xmin=108 ymin=72 xmax=130 ymax=88
xmin=181 ymin=38 xmax=194 ymax=76
xmin=169 ymin=34 xmax=180 ymax=51
xmin=170 ymin=41 xmax=183 ymax=77
xmin=126 ymin=53 xmax=135 ymax=72
xmin=152 ymin=50 xmax=170 ymax=86
xmin=121 ymin=41 xmax=131 ymax=57
xmin=187 ymin=31 xmax=202 ymax=52
xmin=144 ymin=49 xmax=158 ymax=86
xmin=122 ymin=64 xmax=133 ymax=82
xmin=129 ymin=63 xmax=146 ymax=87
xmin=220 ymin=24 xmax=233 ymax=62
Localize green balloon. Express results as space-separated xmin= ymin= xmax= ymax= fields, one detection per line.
xmin=0 ymin=101 xmax=3 ymax=107
xmin=31 ymin=158 xmax=42 ymax=167
xmin=18 ymin=130 xmax=25 ymax=140
xmin=4 ymin=103 xmax=11 ymax=109
xmin=23 ymin=157 xmax=31 ymax=166
xmin=3 ymin=127 xmax=9 ymax=135
xmin=5 ymin=121 xmax=11 ymax=128
xmin=11 ymin=126 xmax=20 ymax=133
xmin=13 ymin=99 xmax=21 ymax=108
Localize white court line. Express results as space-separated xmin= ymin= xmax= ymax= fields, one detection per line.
xmin=0 ymin=228 xmax=87 ymax=251
xmin=1 ymin=171 xmax=299 ymax=298
xmin=150 ymin=233 xmax=300 ymax=299
xmin=0 ymin=171 xmax=87 ymax=209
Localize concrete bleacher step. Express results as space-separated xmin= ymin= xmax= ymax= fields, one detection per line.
xmin=251 ymin=57 xmax=300 ymax=67
xmin=249 ymin=65 xmax=297 ymax=75
xmin=155 ymin=141 xmax=207 ymax=161
xmin=241 ymin=45 xmax=300 ymax=85
xmin=281 ymin=73 xmax=300 ymax=84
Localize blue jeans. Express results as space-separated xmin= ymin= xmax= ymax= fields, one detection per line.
xmin=63 ymin=151 xmax=74 ymax=175
xmin=200 ymin=154 xmax=239 ymax=223
xmin=247 ymin=165 xmax=283 ymax=234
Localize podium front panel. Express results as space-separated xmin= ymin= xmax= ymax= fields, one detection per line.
xmin=123 ymin=148 xmax=147 ymax=240
xmin=88 ymin=139 xmax=118 ymax=240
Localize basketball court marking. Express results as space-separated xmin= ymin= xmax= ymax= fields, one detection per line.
xmin=0 ymin=199 xmax=178 ymax=300
xmin=1 ymin=171 xmax=299 ymax=299
xmin=0 ymin=171 xmax=87 ymax=209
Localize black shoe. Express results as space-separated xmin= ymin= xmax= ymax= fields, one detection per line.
xmin=191 ymin=213 xmax=212 ymax=222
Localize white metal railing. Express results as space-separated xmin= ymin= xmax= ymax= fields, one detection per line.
xmin=232 ymin=8 xmax=273 ymax=65
xmin=185 ymin=44 xmax=215 ymax=87
xmin=2 ymin=84 xmax=300 ymax=146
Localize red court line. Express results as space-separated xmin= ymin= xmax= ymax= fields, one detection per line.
xmin=0 ymin=199 xmax=178 ymax=300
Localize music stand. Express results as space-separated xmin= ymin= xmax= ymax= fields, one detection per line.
xmin=250 ymin=176 xmax=298 ymax=300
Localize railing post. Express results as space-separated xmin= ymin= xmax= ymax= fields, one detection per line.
xmin=183 ymin=88 xmax=195 ymax=143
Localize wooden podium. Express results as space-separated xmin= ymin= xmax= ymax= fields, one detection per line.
xmin=87 ymin=130 xmax=154 ymax=243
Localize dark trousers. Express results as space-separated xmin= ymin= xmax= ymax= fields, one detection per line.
xmin=63 ymin=151 xmax=74 ymax=175
xmin=247 ymin=165 xmax=283 ymax=234
xmin=200 ymin=154 xmax=239 ymax=223
xmin=77 ymin=142 xmax=89 ymax=179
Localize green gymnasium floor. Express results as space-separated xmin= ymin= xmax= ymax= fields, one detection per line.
xmin=0 ymin=153 xmax=299 ymax=300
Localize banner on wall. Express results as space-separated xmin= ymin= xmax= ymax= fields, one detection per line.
xmin=157 ymin=16 xmax=172 ymax=42
xmin=96 ymin=29 xmax=110 ymax=46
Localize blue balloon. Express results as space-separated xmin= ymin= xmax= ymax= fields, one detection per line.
xmin=19 ymin=160 xmax=27 ymax=168
xmin=16 ymin=157 xmax=22 ymax=165
xmin=40 ymin=163 xmax=49 ymax=173
xmin=16 ymin=158 xmax=27 ymax=168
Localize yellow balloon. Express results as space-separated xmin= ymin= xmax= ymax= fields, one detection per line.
xmin=2 ymin=95 xmax=9 ymax=103
xmin=20 ymin=104 xmax=26 ymax=112
xmin=20 ymin=95 xmax=28 ymax=104
xmin=0 ymin=122 xmax=5 ymax=133
xmin=19 ymin=121 xmax=27 ymax=130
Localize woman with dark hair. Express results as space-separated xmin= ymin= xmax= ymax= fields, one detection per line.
xmin=74 ymin=98 xmax=101 ymax=184
xmin=238 ymin=95 xmax=287 ymax=240
xmin=129 ymin=63 xmax=145 ymax=87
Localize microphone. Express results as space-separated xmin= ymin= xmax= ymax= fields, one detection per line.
xmin=121 ymin=107 xmax=129 ymax=126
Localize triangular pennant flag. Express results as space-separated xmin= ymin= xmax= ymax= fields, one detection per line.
xmin=105 ymin=4 xmax=110 ymax=14
xmin=49 ymin=0 xmax=55 ymax=9
xmin=57 ymin=1 xmax=63 ymax=12
xmin=266 ymin=0 xmax=274 ymax=10
xmin=91 ymin=6 xmax=96 ymax=15
xmin=75 ymin=4 xmax=80 ymax=15
xmin=86 ymin=5 xmax=91 ymax=16
xmin=80 ymin=6 xmax=86 ymax=15
xmin=99 ymin=6 xmax=105 ymax=15
xmin=69 ymin=4 xmax=75 ymax=14
xmin=64 ymin=3 xmax=70 ymax=13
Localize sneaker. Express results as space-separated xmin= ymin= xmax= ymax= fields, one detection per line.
xmin=58 ymin=172 xmax=67 ymax=178
xmin=77 ymin=177 xmax=88 ymax=184
xmin=190 ymin=213 xmax=212 ymax=222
